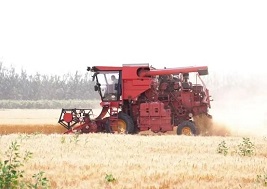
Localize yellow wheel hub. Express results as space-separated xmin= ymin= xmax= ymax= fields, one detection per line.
xmin=117 ymin=119 xmax=127 ymax=133
xmin=181 ymin=126 xmax=192 ymax=136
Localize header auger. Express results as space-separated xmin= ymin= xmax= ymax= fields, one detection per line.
xmin=58 ymin=63 xmax=212 ymax=135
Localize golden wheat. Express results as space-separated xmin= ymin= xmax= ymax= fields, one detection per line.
xmin=1 ymin=109 xmax=266 ymax=188
xmin=0 ymin=124 xmax=65 ymax=134
xmin=0 ymin=109 xmax=231 ymax=136
xmin=0 ymin=134 xmax=267 ymax=189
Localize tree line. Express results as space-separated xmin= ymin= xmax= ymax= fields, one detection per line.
xmin=0 ymin=62 xmax=265 ymax=101
xmin=0 ymin=63 xmax=99 ymax=100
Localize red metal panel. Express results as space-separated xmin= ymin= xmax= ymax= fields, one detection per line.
xmin=122 ymin=65 xmax=149 ymax=79
xmin=139 ymin=103 xmax=149 ymax=117
xmin=150 ymin=103 xmax=160 ymax=117
xmin=140 ymin=102 xmax=171 ymax=117
xmin=120 ymin=65 xmax=152 ymax=100
xmin=92 ymin=66 xmax=122 ymax=71
xmin=192 ymin=105 xmax=209 ymax=115
xmin=139 ymin=102 xmax=172 ymax=132
xmin=132 ymin=80 xmax=150 ymax=86
xmin=139 ymin=66 xmax=208 ymax=77
xmin=122 ymin=79 xmax=152 ymax=100
xmin=139 ymin=117 xmax=172 ymax=132
xmin=181 ymin=92 xmax=193 ymax=108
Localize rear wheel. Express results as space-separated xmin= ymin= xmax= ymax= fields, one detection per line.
xmin=177 ymin=121 xmax=196 ymax=136
xmin=105 ymin=112 xmax=135 ymax=134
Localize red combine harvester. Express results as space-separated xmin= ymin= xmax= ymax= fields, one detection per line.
xmin=58 ymin=64 xmax=212 ymax=135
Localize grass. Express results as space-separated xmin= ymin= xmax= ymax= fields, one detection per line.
xmin=0 ymin=134 xmax=266 ymax=189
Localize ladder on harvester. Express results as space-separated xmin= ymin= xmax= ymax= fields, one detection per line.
xmin=108 ymin=106 xmax=119 ymax=133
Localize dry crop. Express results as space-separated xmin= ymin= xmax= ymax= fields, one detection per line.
xmin=0 ymin=134 xmax=267 ymax=189
xmin=0 ymin=109 xmax=231 ymax=136
xmin=0 ymin=124 xmax=65 ymax=134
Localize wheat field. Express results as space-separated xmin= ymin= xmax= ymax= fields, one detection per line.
xmin=1 ymin=134 xmax=267 ymax=189
xmin=0 ymin=109 xmax=230 ymax=136
xmin=0 ymin=109 xmax=102 ymax=134
xmin=1 ymin=109 xmax=267 ymax=188
xmin=0 ymin=109 xmax=64 ymax=134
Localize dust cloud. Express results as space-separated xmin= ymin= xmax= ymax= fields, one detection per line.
xmin=194 ymin=115 xmax=231 ymax=136
xmin=204 ymin=71 xmax=267 ymax=137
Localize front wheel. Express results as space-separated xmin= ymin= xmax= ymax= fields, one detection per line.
xmin=177 ymin=121 xmax=197 ymax=136
xmin=105 ymin=112 xmax=135 ymax=134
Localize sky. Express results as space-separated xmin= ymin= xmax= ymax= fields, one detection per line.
xmin=0 ymin=0 xmax=267 ymax=76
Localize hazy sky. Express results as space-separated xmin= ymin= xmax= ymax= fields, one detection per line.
xmin=0 ymin=0 xmax=266 ymax=75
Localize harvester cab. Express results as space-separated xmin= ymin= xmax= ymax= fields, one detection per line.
xmin=92 ymin=71 xmax=121 ymax=101
xmin=58 ymin=64 xmax=212 ymax=135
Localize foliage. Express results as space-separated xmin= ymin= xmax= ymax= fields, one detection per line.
xmin=0 ymin=141 xmax=49 ymax=189
xmin=217 ymin=140 xmax=228 ymax=156
xmin=0 ymin=141 xmax=31 ymax=188
xmin=217 ymin=138 xmax=256 ymax=157
xmin=60 ymin=134 xmax=81 ymax=145
xmin=60 ymin=133 xmax=80 ymax=144
xmin=27 ymin=171 xmax=49 ymax=189
xmin=0 ymin=63 xmax=98 ymax=101
xmin=105 ymin=174 xmax=116 ymax=183
xmin=60 ymin=136 xmax=66 ymax=144
xmin=257 ymin=173 xmax=267 ymax=187
xmin=1 ymin=62 xmax=266 ymax=103
xmin=70 ymin=133 xmax=80 ymax=144
xmin=238 ymin=137 xmax=255 ymax=157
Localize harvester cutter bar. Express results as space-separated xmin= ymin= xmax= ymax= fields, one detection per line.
xmin=58 ymin=108 xmax=94 ymax=130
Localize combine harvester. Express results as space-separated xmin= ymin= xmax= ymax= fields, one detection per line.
xmin=58 ymin=64 xmax=212 ymax=135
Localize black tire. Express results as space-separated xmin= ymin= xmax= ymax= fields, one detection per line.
xmin=105 ymin=112 xmax=135 ymax=134
xmin=105 ymin=119 xmax=112 ymax=133
xmin=177 ymin=120 xmax=197 ymax=136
